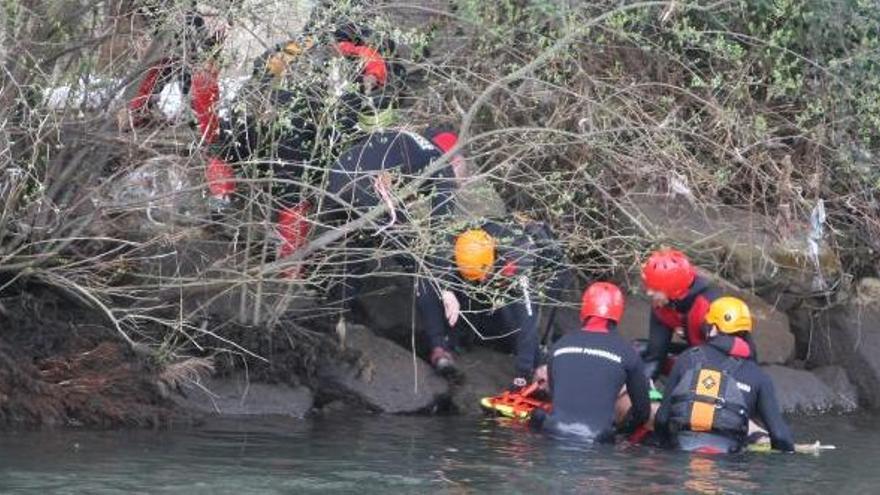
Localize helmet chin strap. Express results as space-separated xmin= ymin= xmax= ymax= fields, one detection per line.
xmin=702 ymin=323 xmax=718 ymax=339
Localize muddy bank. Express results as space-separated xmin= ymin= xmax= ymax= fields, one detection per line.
xmin=0 ymin=288 xmax=172 ymax=428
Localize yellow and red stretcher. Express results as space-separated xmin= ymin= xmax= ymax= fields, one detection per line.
xmin=480 ymin=383 xmax=552 ymax=419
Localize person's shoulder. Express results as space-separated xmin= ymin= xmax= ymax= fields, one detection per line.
xmin=611 ymin=336 xmax=642 ymax=365
xmin=553 ymin=331 xmax=584 ymax=347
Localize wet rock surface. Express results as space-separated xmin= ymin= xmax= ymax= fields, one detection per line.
xmin=172 ymin=374 xmax=314 ymax=418
xmin=801 ymin=279 xmax=880 ymax=408
xmin=763 ymin=365 xmax=857 ymax=414
xmin=622 ymin=193 xmax=840 ymax=294
xmin=316 ymin=325 xmax=449 ymax=414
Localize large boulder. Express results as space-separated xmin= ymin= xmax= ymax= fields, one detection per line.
xmin=449 ymin=348 xmax=516 ymax=415
xmin=621 ymin=193 xmax=840 ymax=295
xmin=352 ymin=264 xmax=422 ymax=350
xmin=172 ymin=374 xmax=314 ymax=418
xmin=700 ymin=271 xmax=795 ymax=365
xmin=812 ymin=366 xmax=859 ymax=411
xmin=617 ymin=284 xmax=794 ymax=365
xmin=316 ymin=325 xmax=449 ymax=414
xmin=762 ymin=365 xmax=857 ymax=414
xmin=801 ymin=278 xmax=880 ymax=408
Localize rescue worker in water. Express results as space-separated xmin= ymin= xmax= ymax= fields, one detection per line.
xmin=530 ymin=282 xmax=651 ymax=441
xmin=654 ymin=297 xmax=795 ymax=453
xmin=641 ymin=249 xmax=758 ymax=378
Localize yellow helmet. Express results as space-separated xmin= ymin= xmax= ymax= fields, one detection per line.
xmin=705 ymin=297 xmax=753 ymax=334
xmin=265 ymin=39 xmax=313 ymax=78
xmin=454 ymin=229 xmax=495 ymax=282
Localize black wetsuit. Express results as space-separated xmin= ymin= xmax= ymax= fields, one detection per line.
xmin=532 ymin=317 xmax=651 ymax=442
xmin=324 ymin=129 xmax=455 ymax=223
xmin=322 ymin=129 xmax=456 ymax=318
xmin=654 ymin=335 xmax=795 ymax=453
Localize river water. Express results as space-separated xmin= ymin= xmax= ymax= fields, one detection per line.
xmin=0 ymin=413 xmax=876 ymax=494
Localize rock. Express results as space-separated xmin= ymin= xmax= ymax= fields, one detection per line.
xmin=762 ymin=365 xmax=856 ymax=414
xmin=699 ymin=271 xmax=795 ymax=365
xmin=812 ymin=366 xmax=859 ymax=411
xmin=617 ymin=292 xmax=653 ymax=344
xmin=316 ymin=325 xmax=449 ymax=414
xmin=353 ymin=263 xmax=422 ymax=350
xmin=622 ymin=193 xmax=840 ymax=295
xmin=802 ymin=279 xmax=880 ymax=408
xmin=450 ymin=348 xmax=516 ymax=415
xmin=172 ymin=374 xmax=314 ymax=418
xmin=617 ymin=285 xmax=794 ymax=365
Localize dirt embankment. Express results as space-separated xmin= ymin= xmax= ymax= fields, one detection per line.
xmin=0 ymin=288 xmax=173 ymax=428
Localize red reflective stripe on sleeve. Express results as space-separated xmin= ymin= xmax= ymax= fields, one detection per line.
xmin=629 ymin=425 xmax=651 ymax=444
xmin=277 ymin=202 xmax=312 ymax=258
xmin=191 ymin=65 xmax=220 ymax=144
xmin=653 ymin=306 xmax=683 ymax=331
xmin=206 ymin=157 xmax=235 ymax=198
xmin=687 ymin=295 xmax=712 ymax=346
xmin=336 ymin=41 xmax=359 ymax=56
xmin=129 ymin=63 xmax=166 ymax=112
xmin=501 ymin=260 xmax=517 ymax=277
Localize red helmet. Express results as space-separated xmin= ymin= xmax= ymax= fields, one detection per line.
xmin=580 ymin=282 xmax=625 ymax=323
xmin=641 ymin=249 xmax=696 ymax=300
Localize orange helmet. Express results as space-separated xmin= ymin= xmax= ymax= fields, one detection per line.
xmin=454 ymin=229 xmax=495 ymax=282
xmin=580 ymin=282 xmax=625 ymax=323
xmin=641 ymin=249 xmax=696 ymax=300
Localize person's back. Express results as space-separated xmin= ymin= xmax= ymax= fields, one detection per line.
xmin=325 ymin=129 xmax=454 ymax=223
xmin=654 ymin=297 xmax=794 ymax=453
xmin=534 ymin=283 xmax=650 ymax=442
xmin=548 ymin=322 xmax=644 ymax=438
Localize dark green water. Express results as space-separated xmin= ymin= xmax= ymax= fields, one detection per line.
xmin=0 ymin=414 xmax=876 ymax=494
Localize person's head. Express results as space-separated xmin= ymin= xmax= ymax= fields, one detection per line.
xmin=580 ymin=281 xmax=625 ymax=324
xmin=641 ymin=249 xmax=696 ymax=305
xmin=454 ymin=228 xmax=495 ymax=282
xmin=704 ymin=296 xmax=753 ymax=339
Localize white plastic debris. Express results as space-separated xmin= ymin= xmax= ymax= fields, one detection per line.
xmin=808 ymin=199 xmax=827 ymax=291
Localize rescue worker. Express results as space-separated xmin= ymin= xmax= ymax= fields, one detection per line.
xmin=202 ymin=23 xmax=399 ymax=273
xmin=640 ymin=249 xmax=757 ymax=379
xmin=653 ymin=297 xmax=795 ymax=453
xmin=418 ymin=219 xmax=568 ymax=389
xmin=530 ymin=282 xmax=651 ymax=441
xmin=321 ymin=113 xmax=459 ymax=334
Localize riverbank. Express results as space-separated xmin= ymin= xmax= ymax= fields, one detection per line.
xmin=0 ymin=275 xmax=864 ymax=429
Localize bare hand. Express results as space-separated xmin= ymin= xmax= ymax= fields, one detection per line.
xmin=441 ymin=290 xmax=460 ymax=327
